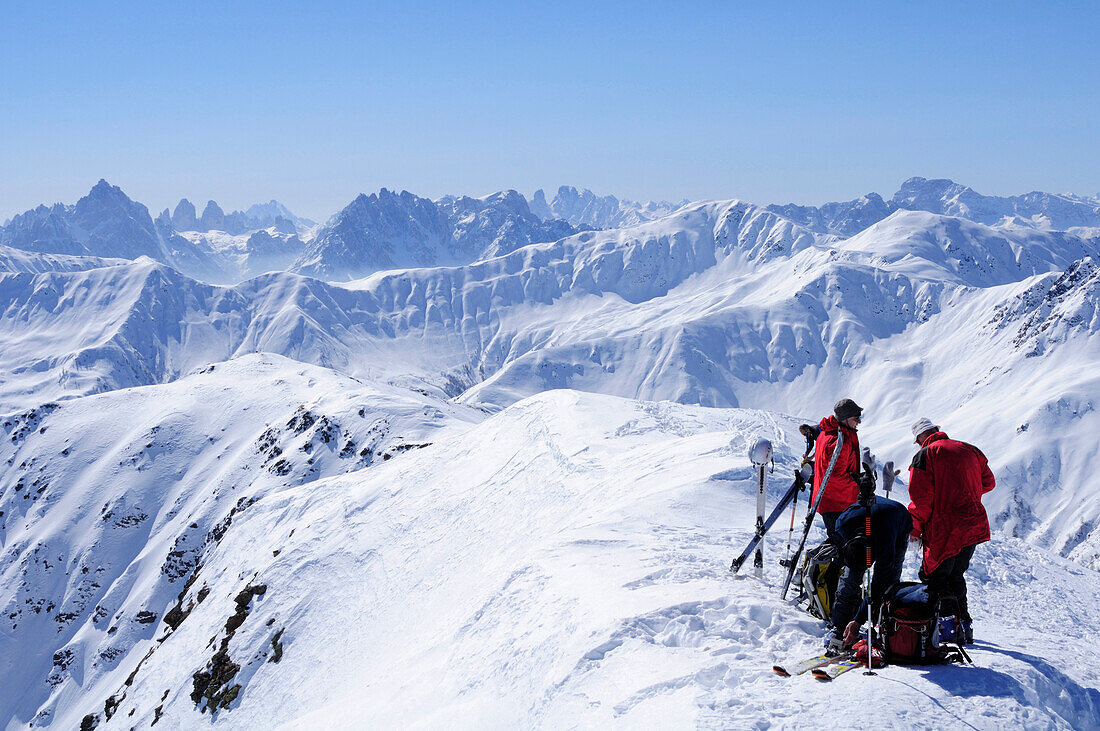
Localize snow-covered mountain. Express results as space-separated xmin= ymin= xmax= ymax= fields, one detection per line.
xmin=174 ymin=228 xmax=306 ymax=282
xmin=3 ymin=178 xmax=1100 ymax=727
xmin=0 ymin=181 xmax=229 ymax=283
xmin=770 ymin=176 xmax=1100 ymax=237
xmin=891 ymin=176 xmax=1100 ymax=230
xmin=436 ymin=189 xmax=577 ymax=260
xmin=170 ymin=199 xmax=313 ymax=236
xmin=292 ymin=188 xmax=579 ymax=280
xmin=243 ymin=200 xmax=316 ymax=230
xmin=767 ymin=192 xmax=893 ymax=238
xmin=530 ymin=185 xmax=688 ymax=229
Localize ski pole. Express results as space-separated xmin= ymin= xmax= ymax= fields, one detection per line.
xmin=858 ymin=457 xmax=877 ymax=675
xmin=864 ymin=520 xmax=876 ymax=675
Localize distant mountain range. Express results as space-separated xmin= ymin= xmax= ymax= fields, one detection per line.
xmin=293 ymin=189 xmax=579 ymax=280
xmin=5 ymin=177 xmax=1100 ymax=285
xmin=169 ymin=198 xmax=316 ymax=235
xmin=529 ymin=186 xmax=689 ymax=229
xmin=769 ymin=177 xmax=1100 ymax=237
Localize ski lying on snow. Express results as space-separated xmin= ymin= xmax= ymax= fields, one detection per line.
xmin=811 ymin=657 xmax=862 ymax=681
xmin=773 ymin=653 xmax=846 ymax=677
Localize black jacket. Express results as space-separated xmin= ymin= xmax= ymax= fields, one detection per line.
xmin=833 ymin=496 xmax=913 ymax=568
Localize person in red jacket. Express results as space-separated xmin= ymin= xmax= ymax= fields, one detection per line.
xmin=812 ymin=398 xmax=863 ymax=541
xmin=908 ymin=417 xmax=996 ymax=645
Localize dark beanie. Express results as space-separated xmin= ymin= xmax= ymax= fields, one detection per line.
xmin=834 ymin=398 xmax=863 ymax=421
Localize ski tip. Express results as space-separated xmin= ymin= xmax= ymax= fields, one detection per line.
xmin=772 ymin=666 xmax=790 ymax=677
xmin=811 ymin=670 xmax=832 ymax=682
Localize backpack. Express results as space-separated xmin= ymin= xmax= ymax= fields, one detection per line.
xmin=799 ymin=543 xmax=841 ymax=622
xmin=879 ymin=582 xmax=967 ymax=665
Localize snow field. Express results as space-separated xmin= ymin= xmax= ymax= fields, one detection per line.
xmin=64 ymin=390 xmax=1100 ymax=729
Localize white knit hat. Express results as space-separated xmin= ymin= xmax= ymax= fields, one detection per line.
xmin=911 ymin=417 xmax=938 ymax=439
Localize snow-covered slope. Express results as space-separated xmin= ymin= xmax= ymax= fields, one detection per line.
xmin=0 ymin=261 xmax=250 ymax=408
xmin=0 ymin=354 xmax=481 ymax=727
xmin=0 ymin=245 xmax=127 ymax=274
xmin=18 ymin=391 xmax=1099 ymax=729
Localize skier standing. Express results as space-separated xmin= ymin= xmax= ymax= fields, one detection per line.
xmin=811 ymin=399 xmax=863 ymax=541
xmin=908 ymin=417 xmax=996 ymax=645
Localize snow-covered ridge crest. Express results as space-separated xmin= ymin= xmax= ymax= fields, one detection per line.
xmin=837 ymin=209 xmax=1100 ymax=286
xmin=892 ymin=176 xmax=1100 ymax=229
xmin=0 ymin=245 xmax=128 ymax=274
xmin=529 ymin=185 xmax=689 ymax=229
xmin=770 ymin=176 xmax=1100 ymax=236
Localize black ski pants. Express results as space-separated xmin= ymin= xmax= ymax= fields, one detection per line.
xmin=919 ymin=543 xmax=977 ymax=623
xmin=820 ymin=511 xmax=842 ymax=543
xmin=830 ymin=533 xmax=907 ymax=632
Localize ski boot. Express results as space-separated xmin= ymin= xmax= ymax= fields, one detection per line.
xmin=822 ymin=627 xmax=844 ymax=656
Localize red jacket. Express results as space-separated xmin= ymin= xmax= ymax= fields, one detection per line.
xmin=811 ymin=416 xmax=861 ymax=514
xmin=908 ymin=431 xmax=996 ymax=573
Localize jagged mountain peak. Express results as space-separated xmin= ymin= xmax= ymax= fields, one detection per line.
xmin=530 ymin=186 xmax=686 ymax=229
xmin=293 ymin=188 xmax=579 ymax=280
xmin=75 ymin=179 xmax=142 ymax=212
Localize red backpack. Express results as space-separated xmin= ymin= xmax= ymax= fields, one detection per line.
xmin=880 ymin=582 xmax=967 ymax=665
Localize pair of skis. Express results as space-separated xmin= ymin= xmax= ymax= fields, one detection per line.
xmin=730 ymin=426 xmax=818 ymax=575
xmin=729 ymin=466 xmax=806 ymax=573
xmin=773 ymin=652 xmax=862 ymax=681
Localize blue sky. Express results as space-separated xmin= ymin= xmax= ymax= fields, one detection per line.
xmin=2 ymin=1 xmax=1098 ymax=220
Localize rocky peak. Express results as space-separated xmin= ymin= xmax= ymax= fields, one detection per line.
xmin=200 ymin=201 xmax=226 ymax=232
xmin=172 ymin=199 xmax=199 ymax=231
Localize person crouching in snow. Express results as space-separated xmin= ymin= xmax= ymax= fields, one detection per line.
xmin=823 ymin=494 xmax=912 ymax=654
xmin=811 ymin=398 xmax=863 ymax=542
xmin=908 ymin=417 xmax=996 ymax=645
